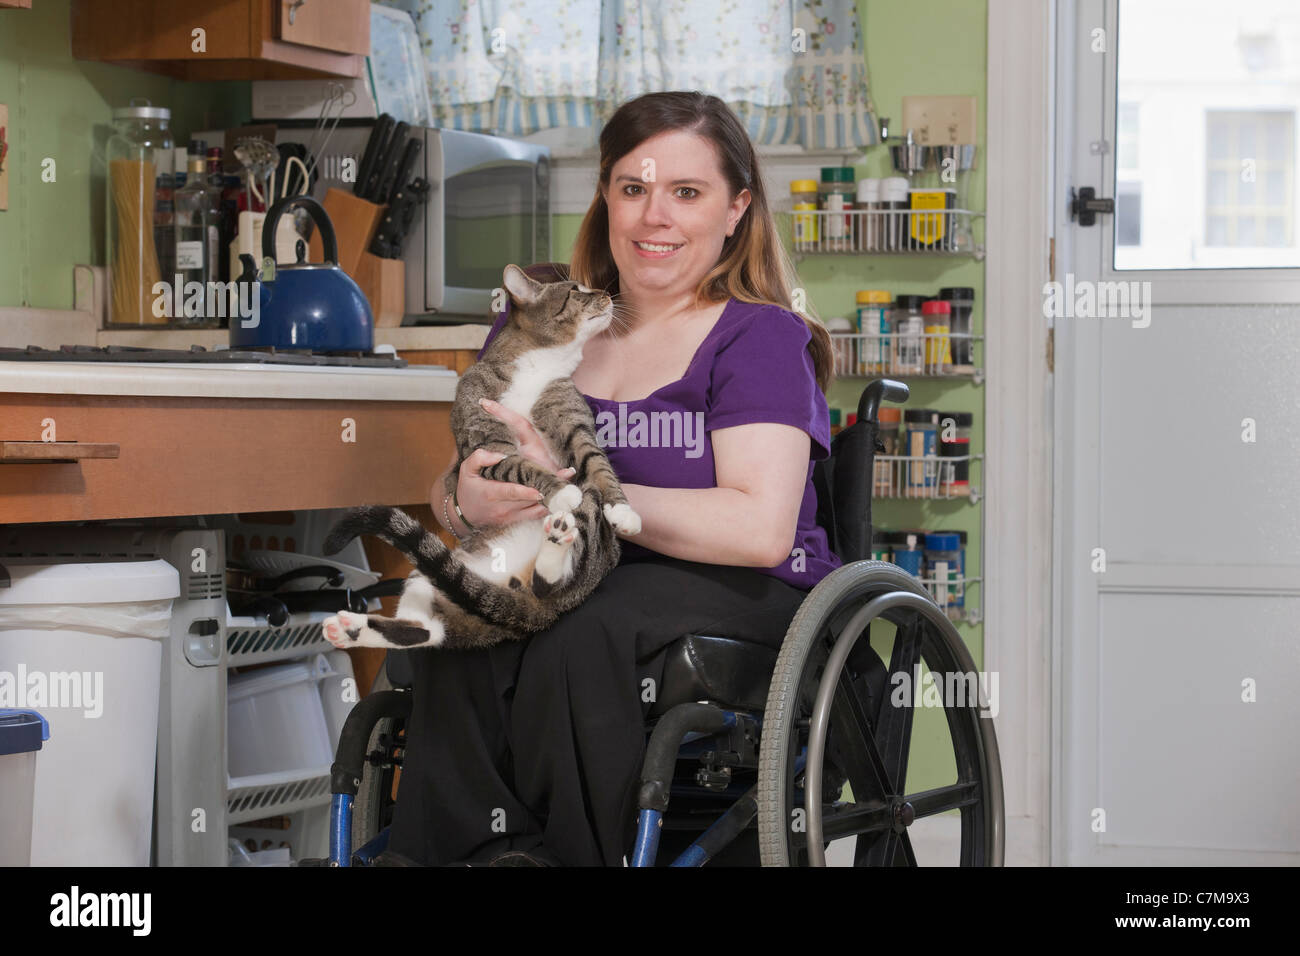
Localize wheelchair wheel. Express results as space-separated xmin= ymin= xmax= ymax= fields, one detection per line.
xmin=757 ymin=561 xmax=1004 ymax=866
xmin=351 ymin=662 xmax=405 ymax=855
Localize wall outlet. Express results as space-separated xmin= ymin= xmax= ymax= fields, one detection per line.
xmin=900 ymin=96 xmax=978 ymax=145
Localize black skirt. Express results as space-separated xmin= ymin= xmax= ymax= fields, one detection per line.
xmin=384 ymin=554 xmax=809 ymax=866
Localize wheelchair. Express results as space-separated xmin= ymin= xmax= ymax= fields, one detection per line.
xmin=320 ymin=374 xmax=1004 ymax=867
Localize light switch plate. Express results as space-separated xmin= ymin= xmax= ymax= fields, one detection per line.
xmin=900 ymin=96 xmax=978 ymax=145
xmin=0 ymin=103 xmax=8 ymax=211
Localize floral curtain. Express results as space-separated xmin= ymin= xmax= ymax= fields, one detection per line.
xmin=374 ymin=0 xmax=880 ymax=150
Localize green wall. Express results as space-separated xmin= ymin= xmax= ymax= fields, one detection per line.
xmin=0 ymin=0 xmax=249 ymax=309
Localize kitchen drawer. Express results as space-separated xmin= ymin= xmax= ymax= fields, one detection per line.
xmin=0 ymin=393 xmax=450 ymax=524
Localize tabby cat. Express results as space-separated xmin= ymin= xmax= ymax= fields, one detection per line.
xmin=320 ymin=264 xmax=641 ymax=651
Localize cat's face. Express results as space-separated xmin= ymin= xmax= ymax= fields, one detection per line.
xmin=501 ymin=265 xmax=613 ymax=349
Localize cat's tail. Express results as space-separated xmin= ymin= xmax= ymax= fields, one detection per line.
xmin=323 ymin=505 xmax=555 ymax=632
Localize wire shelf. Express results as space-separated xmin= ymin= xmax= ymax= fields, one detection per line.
xmin=830 ymin=331 xmax=983 ymax=383
xmin=871 ymin=454 xmax=982 ymax=503
xmin=784 ymin=207 xmax=985 ymax=258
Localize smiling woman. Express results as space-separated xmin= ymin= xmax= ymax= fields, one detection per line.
xmin=386 ymin=91 xmax=841 ymax=869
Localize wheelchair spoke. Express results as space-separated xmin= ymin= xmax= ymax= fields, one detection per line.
xmin=873 ymin=613 xmax=923 ymax=794
xmin=829 ymin=672 xmax=893 ymax=804
xmin=905 ymin=781 xmax=982 ymax=819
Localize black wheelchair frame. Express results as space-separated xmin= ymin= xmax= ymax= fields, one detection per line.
xmin=321 ymin=374 xmax=1004 ymax=867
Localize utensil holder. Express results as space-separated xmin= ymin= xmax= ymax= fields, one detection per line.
xmin=356 ymin=252 xmax=405 ymax=327
xmin=307 ymin=187 xmax=384 ymax=278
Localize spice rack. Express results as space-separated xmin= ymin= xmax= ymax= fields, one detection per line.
xmin=829 ymin=331 xmax=984 ymax=384
xmin=784 ymin=207 xmax=985 ymax=259
xmin=918 ymin=575 xmax=982 ymax=625
xmin=872 ymin=453 xmax=983 ymax=504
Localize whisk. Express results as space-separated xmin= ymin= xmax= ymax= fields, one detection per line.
xmin=234 ymin=137 xmax=279 ymax=211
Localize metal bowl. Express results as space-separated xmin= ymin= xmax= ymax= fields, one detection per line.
xmin=889 ymin=142 xmax=932 ymax=175
xmin=933 ymin=144 xmax=977 ymax=172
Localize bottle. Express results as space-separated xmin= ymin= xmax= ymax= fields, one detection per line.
xmin=891 ymin=295 xmax=927 ymax=374
xmin=791 ymin=179 xmax=820 ymax=250
xmin=174 ymin=156 xmax=212 ymax=325
xmin=204 ymin=148 xmax=226 ymax=283
xmin=855 ymin=289 xmax=892 ymax=374
xmin=921 ymin=299 xmax=953 ymax=373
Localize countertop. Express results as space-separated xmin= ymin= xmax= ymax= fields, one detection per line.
xmin=0 ymin=307 xmax=487 ymax=400
xmin=0 ymin=307 xmax=493 ymax=354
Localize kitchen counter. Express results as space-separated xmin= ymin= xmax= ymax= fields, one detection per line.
xmin=0 ymin=360 xmax=458 ymax=402
xmin=0 ymin=307 xmax=493 ymax=353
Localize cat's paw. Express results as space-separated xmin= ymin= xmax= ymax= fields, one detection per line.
xmin=547 ymin=483 xmax=583 ymax=513
xmin=543 ymin=510 xmax=579 ymax=547
xmin=603 ymin=502 xmax=642 ymax=536
xmin=322 ymin=610 xmax=386 ymax=649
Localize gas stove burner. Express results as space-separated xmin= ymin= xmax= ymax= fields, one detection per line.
xmin=0 ymin=345 xmax=408 ymax=368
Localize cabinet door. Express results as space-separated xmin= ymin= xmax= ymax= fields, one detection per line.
xmin=275 ymin=0 xmax=369 ymax=55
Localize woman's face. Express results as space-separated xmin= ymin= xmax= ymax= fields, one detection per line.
xmin=602 ymin=129 xmax=751 ymax=303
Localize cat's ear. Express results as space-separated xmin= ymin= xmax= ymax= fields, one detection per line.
xmin=502 ymin=264 xmax=543 ymax=305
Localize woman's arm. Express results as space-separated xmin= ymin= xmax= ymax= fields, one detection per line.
xmin=618 ymin=422 xmax=811 ymax=570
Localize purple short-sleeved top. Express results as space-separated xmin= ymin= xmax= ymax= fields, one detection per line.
xmin=476 ymin=297 xmax=842 ymax=590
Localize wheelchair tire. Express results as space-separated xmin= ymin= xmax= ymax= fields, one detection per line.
xmin=757 ymin=560 xmax=1004 ymax=866
xmin=351 ymin=661 xmax=403 ymax=857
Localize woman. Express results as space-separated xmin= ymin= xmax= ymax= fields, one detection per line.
xmin=383 ymin=91 xmax=842 ymax=867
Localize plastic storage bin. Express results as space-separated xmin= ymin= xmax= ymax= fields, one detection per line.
xmin=0 ymin=709 xmax=49 ymax=866
xmin=0 ymin=558 xmax=178 ymax=866
xmin=227 ymin=654 xmax=336 ymax=780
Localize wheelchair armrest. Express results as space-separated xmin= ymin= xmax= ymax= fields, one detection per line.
xmin=330 ymin=689 xmax=412 ymax=797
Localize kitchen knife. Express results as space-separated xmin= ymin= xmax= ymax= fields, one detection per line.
xmin=371 ymin=121 xmax=410 ymax=205
xmin=360 ymin=120 xmax=402 ymax=201
xmin=385 ymin=137 xmax=421 ymax=205
xmin=353 ymin=113 xmax=394 ymax=198
xmin=369 ymin=177 xmax=430 ymax=259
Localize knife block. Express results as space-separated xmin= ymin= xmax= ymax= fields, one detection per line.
xmin=356 ymin=252 xmax=405 ymax=327
xmin=308 ymin=187 xmax=384 ymax=279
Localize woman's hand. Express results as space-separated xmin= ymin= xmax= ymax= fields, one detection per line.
xmin=452 ymin=398 xmax=577 ymax=528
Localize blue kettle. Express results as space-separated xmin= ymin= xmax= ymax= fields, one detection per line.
xmin=230 ymin=195 xmax=374 ymax=352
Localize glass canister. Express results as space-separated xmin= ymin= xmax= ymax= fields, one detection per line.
xmin=855 ymin=289 xmax=892 ymax=375
xmin=791 ymin=179 xmax=820 ymax=251
xmin=107 ymin=99 xmax=174 ymax=326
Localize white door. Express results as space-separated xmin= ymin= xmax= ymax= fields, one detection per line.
xmin=1053 ymin=0 xmax=1300 ymax=865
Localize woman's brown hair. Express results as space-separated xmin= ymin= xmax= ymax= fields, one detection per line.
xmin=568 ymin=91 xmax=834 ymax=392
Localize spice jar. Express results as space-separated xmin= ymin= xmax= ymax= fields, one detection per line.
xmin=934 ymin=528 xmax=968 ymax=614
xmin=924 ymin=532 xmax=963 ymax=615
xmin=819 ymin=167 xmax=856 ymax=251
xmin=790 ymin=179 xmax=820 ymax=250
xmin=855 ymin=289 xmax=892 ymax=375
xmin=891 ymin=295 xmax=927 ymax=374
xmin=856 ymin=178 xmax=881 ymax=251
xmin=882 ymin=177 xmax=910 ymax=251
xmin=939 ymin=286 xmax=975 ymax=372
xmin=892 ymin=532 xmax=925 ymax=577
xmin=922 ymin=299 xmax=953 ymax=373
xmin=107 ymin=98 xmax=175 ymax=326
xmin=902 ymin=408 xmax=938 ymax=497
xmin=874 ymin=406 xmax=901 ymax=496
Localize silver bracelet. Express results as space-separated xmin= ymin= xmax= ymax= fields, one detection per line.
xmin=442 ymin=493 xmax=464 ymax=541
xmin=452 ymin=490 xmax=478 ymax=533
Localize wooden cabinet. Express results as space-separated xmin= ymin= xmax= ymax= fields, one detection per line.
xmin=70 ymin=0 xmax=370 ymax=81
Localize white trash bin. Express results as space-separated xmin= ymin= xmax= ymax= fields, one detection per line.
xmin=0 ymin=709 xmax=49 ymax=866
xmin=0 ymin=558 xmax=178 ymax=866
